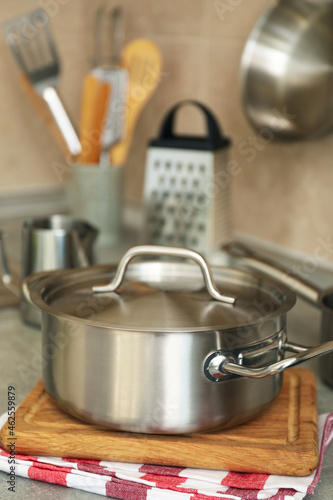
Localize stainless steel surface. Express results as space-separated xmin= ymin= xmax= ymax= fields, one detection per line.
xmin=241 ymin=0 xmax=333 ymax=140
xmin=224 ymin=241 xmax=333 ymax=387
xmin=42 ymin=87 xmax=81 ymax=157
xmin=1 ymin=248 xmax=333 ymax=498
xmin=204 ymin=331 xmax=285 ymax=382
xmin=42 ymin=315 xmax=283 ymax=434
xmin=109 ymin=6 xmax=125 ymax=67
xmin=92 ymin=5 xmax=124 ymax=67
xmin=68 ymin=166 xmax=123 ymax=246
xmin=24 ymin=258 xmax=294 ymax=333
xmin=0 ymin=215 xmax=98 ymax=327
xmin=101 ymin=6 xmax=127 ymax=154
xmin=224 ymin=242 xmax=322 ymax=304
xmin=92 ymin=5 xmax=128 ymax=154
xmin=3 ymin=9 xmax=81 ymax=157
xmin=92 ymin=245 xmax=236 ymax=305
xmin=143 ymin=101 xmax=232 ymax=256
xmin=93 ymin=66 xmax=128 ymax=160
xmin=21 ymin=215 xmax=98 ymax=275
xmin=209 ymin=340 xmax=333 ymax=379
xmin=22 ymin=252 xmax=298 ymax=433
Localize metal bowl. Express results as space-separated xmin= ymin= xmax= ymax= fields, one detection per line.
xmin=241 ymin=0 xmax=333 ymax=140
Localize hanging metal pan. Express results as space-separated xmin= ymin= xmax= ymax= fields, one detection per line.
xmin=241 ymin=0 xmax=333 ymax=140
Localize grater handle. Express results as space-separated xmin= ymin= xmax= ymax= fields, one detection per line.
xmin=157 ymin=100 xmax=230 ymax=150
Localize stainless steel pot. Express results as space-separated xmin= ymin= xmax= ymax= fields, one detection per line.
xmin=224 ymin=241 xmax=333 ymax=387
xmin=23 ymin=245 xmax=333 ymax=434
xmin=241 ymin=0 xmax=333 ymax=140
xmin=0 ymin=215 xmax=98 ymax=327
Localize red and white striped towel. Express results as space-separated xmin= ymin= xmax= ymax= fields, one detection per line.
xmin=1 ymin=413 xmax=332 ymax=500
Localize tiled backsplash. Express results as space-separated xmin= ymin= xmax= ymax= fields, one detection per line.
xmin=1 ymin=0 xmax=333 ymax=260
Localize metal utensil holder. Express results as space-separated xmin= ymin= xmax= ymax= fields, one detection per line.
xmin=68 ymin=164 xmax=123 ymax=246
xmin=143 ymin=100 xmax=232 ymax=257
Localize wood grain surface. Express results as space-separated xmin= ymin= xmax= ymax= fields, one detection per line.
xmin=0 ymin=368 xmax=318 ymax=476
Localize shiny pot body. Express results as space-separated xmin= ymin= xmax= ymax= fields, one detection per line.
xmin=42 ymin=315 xmax=284 ymax=434
xmin=241 ymin=0 xmax=333 ymax=140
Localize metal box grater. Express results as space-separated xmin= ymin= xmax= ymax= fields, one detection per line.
xmin=143 ymin=101 xmax=232 ymax=257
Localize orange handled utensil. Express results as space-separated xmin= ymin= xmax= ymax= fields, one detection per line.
xmin=79 ymin=74 xmax=111 ymax=164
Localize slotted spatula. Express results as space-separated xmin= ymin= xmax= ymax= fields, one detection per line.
xmin=3 ymin=8 xmax=81 ymax=159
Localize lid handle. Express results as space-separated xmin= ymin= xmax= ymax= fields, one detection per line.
xmin=157 ymin=100 xmax=230 ymax=149
xmin=92 ymin=245 xmax=236 ymax=305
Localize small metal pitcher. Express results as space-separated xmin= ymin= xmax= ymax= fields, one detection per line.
xmin=0 ymin=215 xmax=98 ymax=327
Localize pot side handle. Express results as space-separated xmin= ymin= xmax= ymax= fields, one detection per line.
xmin=92 ymin=245 xmax=236 ymax=305
xmin=206 ymin=340 xmax=333 ymax=380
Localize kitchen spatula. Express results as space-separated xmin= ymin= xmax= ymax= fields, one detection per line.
xmin=109 ymin=38 xmax=163 ymax=166
xmin=19 ymin=73 xmax=73 ymax=158
xmin=3 ymin=8 xmax=81 ymax=159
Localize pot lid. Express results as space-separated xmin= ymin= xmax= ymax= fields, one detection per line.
xmin=24 ymin=246 xmax=296 ymax=333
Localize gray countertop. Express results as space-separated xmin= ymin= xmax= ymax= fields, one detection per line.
xmin=0 ymin=237 xmax=333 ymax=499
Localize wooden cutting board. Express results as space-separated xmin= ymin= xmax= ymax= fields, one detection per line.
xmin=0 ymin=368 xmax=318 ymax=476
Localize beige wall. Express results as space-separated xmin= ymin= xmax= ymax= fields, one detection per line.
xmin=1 ymin=0 xmax=333 ymax=259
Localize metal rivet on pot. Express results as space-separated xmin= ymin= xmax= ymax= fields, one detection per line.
xmin=203 ymin=351 xmax=236 ymax=382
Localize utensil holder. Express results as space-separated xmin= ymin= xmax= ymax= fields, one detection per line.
xmin=68 ymin=165 xmax=123 ymax=246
